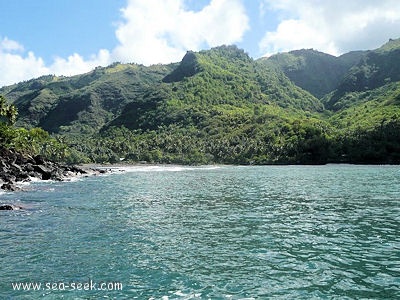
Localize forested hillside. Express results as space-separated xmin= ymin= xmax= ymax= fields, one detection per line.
xmin=1 ymin=40 xmax=399 ymax=165
xmin=2 ymin=63 xmax=174 ymax=134
xmin=264 ymin=49 xmax=365 ymax=98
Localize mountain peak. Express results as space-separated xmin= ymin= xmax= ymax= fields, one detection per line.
xmin=162 ymin=51 xmax=201 ymax=83
xmin=264 ymin=48 xmax=357 ymax=98
xmin=201 ymin=45 xmax=252 ymax=62
xmin=376 ymin=38 xmax=400 ymax=53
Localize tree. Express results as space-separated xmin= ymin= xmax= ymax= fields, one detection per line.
xmin=0 ymin=95 xmax=18 ymax=125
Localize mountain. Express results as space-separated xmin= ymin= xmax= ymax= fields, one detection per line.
xmin=110 ymin=46 xmax=321 ymax=130
xmin=2 ymin=45 xmax=321 ymax=134
xmin=0 ymin=41 xmax=399 ymax=165
xmin=2 ymin=63 xmax=174 ymax=134
xmin=264 ymin=49 xmax=365 ymax=98
xmin=325 ymin=38 xmax=400 ymax=110
xmin=320 ymin=39 xmax=400 ymax=163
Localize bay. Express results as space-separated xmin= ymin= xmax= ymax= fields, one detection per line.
xmin=1 ymin=165 xmax=399 ymax=299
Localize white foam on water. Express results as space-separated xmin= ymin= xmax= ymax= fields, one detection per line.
xmin=28 ymin=176 xmax=42 ymax=182
xmin=172 ymin=290 xmax=202 ymax=299
xmin=62 ymin=176 xmax=82 ymax=182
xmin=15 ymin=180 xmax=33 ymax=189
xmin=15 ymin=177 xmax=50 ymax=188
xmin=174 ymin=291 xmax=186 ymax=296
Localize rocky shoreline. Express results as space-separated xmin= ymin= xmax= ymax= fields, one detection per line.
xmin=0 ymin=147 xmax=106 ymax=193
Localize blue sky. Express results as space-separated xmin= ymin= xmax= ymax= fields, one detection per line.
xmin=1 ymin=0 xmax=400 ymax=87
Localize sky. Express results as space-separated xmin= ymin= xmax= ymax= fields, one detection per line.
xmin=1 ymin=0 xmax=400 ymax=87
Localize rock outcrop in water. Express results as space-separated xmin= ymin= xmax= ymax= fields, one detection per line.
xmin=0 ymin=204 xmax=22 ymax=210
xmin=0 ymin=147 xmax=101 ymax=191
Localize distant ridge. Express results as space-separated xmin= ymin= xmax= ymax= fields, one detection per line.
xmin=264 ymin=49 xmax=365 ymax=98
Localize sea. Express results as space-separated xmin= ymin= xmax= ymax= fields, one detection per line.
xmin=0 ymin=165 xmax=399 ymax=299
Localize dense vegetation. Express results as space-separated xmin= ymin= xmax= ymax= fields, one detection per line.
xmin=264 ymin=49 xmax=364 ymax=98
xmin=1 ymin=39 xmax=400 ymax=165
xmin=0 ymin=95 xmax=69 ymax=162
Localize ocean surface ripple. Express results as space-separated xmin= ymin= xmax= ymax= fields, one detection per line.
xmin=1 ymin=165 xmax=399 ymax=299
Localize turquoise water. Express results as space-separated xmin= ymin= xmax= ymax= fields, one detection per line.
xmin=1 ymin=165 xmax=399 ymax=299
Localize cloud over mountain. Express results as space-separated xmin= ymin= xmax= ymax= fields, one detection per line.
xmin=112 ymin=0 xmax=249 ymax=64
xmin=0 ymin=0 xmax=248 ymax=87
xmin=1 ymin=0 xmax=400 ymax=87
xmin=259 ymin=0 xmax=400 ymax=56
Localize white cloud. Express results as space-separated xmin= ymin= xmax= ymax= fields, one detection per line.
xmin=259 ymin=0 xmax=400 ymax=56
xmin=0 ymin=0 xmax=249 ymax=87
xmin=0 ymin=45 xmax=49 ymax=86
xmin=0 ymin=37 xmax=24 ymax=52
xmin=49 ymin=49 xmax=111 ymax=77
xmin=0 ymin=38 xmax=111 ymax=87
xmin=113 ymin=0 xmax=249 ymax=64
xmin=259 ymin=19 xmax=338 ymax=57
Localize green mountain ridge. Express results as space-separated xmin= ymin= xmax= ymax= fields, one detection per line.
xmin=325 ymin=42 xmax=400 ymax=110
xmin=4 ymin=63 xmax=174 ymax=134
xmin=263 ymin=49 xmax=365 ymax=98
xmin=1 ymin=40 xmax=399 ymax=164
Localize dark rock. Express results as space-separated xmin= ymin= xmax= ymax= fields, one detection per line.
xmin=0 ymin=205 xmax=14 ymax=210
xmin=24 ymin=163 xmax=34 ymax=172
xmin=0 ymin=147 xmax=104 ymax=191
xmin=33 ymin=155 xmax=45 ymax=165
xmin=0 ymin=165 xmax=9 ymax=176
xmin=33 ymin=164 xmax=52 ymax=180
xmin=1 ymin=183 xmax=19 ymax=191
xmin=16 ymin=172 xmax=30 ymax=181
xmin=50 ymin=169 xmax=64 ymax=181
xmin=27 ymin=171 xmax=42 ymax=179
xmin=0 ymin=148 xmax=17 ymax=164
xmin=15 ymin=154 xmax=28 ymax=165
xmin=26 ymin=155 xmax=36 ymax=164
xmin=4 ymin=175 xmax=16 ymax=183
xmin=0 ymin=204 xmax=22 ymax=210
xmin=0 ymin=159 xmax=6 ymax=168
xmin=65 ymin=165 xmax=87 ymax=174
xmin=10 ymin=163 xmax=23 ymax=173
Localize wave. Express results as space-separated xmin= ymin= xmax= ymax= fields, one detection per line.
xmin=62 ymin=176 xmax=83 ymax=182
xmin=151 ymin=291 xmax=202 ymax=300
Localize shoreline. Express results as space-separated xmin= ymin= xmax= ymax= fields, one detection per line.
xmin=2 ymin=156 xmax=397 ymax=192
xmin=77 ymin=161 xmax=400 ymax=169
xmin=0 ymin=147 xmax=114 ymax=193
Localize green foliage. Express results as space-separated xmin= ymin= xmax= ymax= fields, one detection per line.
xmin=0 ymin=95 xmax=18 ymax=125
xmin=59 ymin=105 xmax=335 ymax=165
xmin=266 ymin=49 xmax=364 ymax=98
xmin=0 ymin=122 xmax=70 ymax=162
xmin=0 ymin=94 xmax=74 ymax=162
xmin=255 ymin=60 xmax=323 ymax=111
xmin=1 ymin=42 xmax=400 ymax=165
xmin=2 ymin=63 xmax=174 ymax=133
xmin=375 ymin=38 xmax=400 ymax=53
xmin=325 ymin=43 xmax=400 ymax=109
